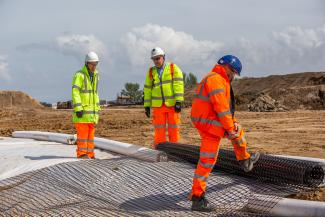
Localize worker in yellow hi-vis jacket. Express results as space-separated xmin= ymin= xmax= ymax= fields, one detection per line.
xmin=143 ymin=47 xmax=184 ymax=148
xmin=72 ymin=52 xmax=100 ymax=159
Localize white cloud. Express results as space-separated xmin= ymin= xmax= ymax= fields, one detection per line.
xmin=121 ymin=23 xmax=223 ymax=67
xmin=120 ymin=24 xmax=325 ymax=76
xmin=17 ymin=25 xmax=325 ymax=80
xmin=0 ymin=55 xmax=10 ymax=81
xmin=273 ymin=26 xmax=325 ymax=50
xmin=234 ymin=25 xmax=325 ymax=74
xmin=271 ymin=26 xmax=325 ymax=70
xmin=55 ymin=34 xmax=107 ymax=61
xmin=17 ymin=34 xmax=107 ymax=63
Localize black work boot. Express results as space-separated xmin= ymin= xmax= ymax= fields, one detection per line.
xmin=191 ymin=194 xmax=213 ymax=212
xmin=239 ymin=152 xmax=260 ymax=172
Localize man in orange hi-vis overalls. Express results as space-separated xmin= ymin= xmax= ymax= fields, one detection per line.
xmin=143 ymin=47 xmax=184 ymax=148
xmin=189 ymin=55 xmax=260 ymax=212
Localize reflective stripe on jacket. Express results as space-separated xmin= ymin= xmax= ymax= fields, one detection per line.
xmin=72 ymin=65 xmax=100 ymax=124
xmin=191 ymin=65 xmax=235 ymax=137
xmin=143 ymin=62 xmax=184 ymax=107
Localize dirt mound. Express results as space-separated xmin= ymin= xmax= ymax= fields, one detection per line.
xmin=269 ymin=85 xmax=325 ymax=110
xmin=248 ymin=93 xmax=288 ymax=112
xmin=0 ymin=91 xmax=43 ymax=109
xmin=185 ymin=71 xmax=325 ymax=111
xmin=232 ymin=72 xmax=325 ymax=93
xmin=233 ymin=71 xmax=325 ymax=111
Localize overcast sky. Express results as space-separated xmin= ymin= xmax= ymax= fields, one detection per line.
xmin=1 ymin=0 xmax=325 ymax=103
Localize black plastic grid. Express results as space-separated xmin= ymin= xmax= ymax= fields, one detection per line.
xmin=157 ymin=142 xmax=325 ymax=188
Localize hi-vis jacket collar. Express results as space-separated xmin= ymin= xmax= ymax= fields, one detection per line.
xmin=211 ymin=64 xmax=230 ymax=83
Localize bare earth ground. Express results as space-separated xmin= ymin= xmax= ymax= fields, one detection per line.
xmin=0 ymin=107 xmax=324 ymax=201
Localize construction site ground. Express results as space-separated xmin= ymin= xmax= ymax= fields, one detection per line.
xmin=0 ymin=107 xmax=324 ymax=201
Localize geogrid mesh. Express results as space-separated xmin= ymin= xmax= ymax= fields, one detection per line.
xmin=157 ymin=142 xmax=325 ymax=188
xmin=1 ymin=140 xmax=324 ymax=217
xmin=0 ymin=156 xmax=292 ymax=217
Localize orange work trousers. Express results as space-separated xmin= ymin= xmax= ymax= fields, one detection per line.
xmin=152 ymin=104 xmax=181 ymax=147
xmin=75 ymin=123 xmax=95 ymax=158
xmin=190 ymin=127 xmax=250 ymax=198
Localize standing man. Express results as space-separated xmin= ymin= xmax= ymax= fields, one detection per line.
xmin=72 ymin=51 xmax=100 ymax=159
xmin=189 ymin=55 xmax=260 ymax=212
xmin=143 ymin=47 xmax=184 ymax=148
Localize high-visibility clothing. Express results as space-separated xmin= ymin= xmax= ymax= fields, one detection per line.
xmin=143 ymin=62 xmax=184 ymax=107
xmin=230 ymin=126 xmax=250 ymax=161
xmin=191 ymin=128 xmax=250 ymax=197
xmin=190 ymin=64 xmax=250 ymax=198
xmin=72 ymin=65 xmax=100 ymax=124
xmin=152 ymin=105 xmax=180 ymax=145
xmin=144 ymin=61 xmax=184 ymax=146
xmin=75 ymin=123 xmax=95 ymax=158
xmin=191 ymin=65 xmax=238 ymax=137
xmin=191 ymin=130 xmax=220 ymax=198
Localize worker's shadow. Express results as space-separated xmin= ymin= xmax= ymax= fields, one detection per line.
xmin=24 ymin=155 xmax=76 ymax=160
xmin=119 ymin=181 xmax=237 ymax=212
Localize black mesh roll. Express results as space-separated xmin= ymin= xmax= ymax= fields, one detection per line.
xmin=157 ymin=142 xmax=325 ymax=188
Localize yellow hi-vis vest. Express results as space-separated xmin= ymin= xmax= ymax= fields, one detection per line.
xmin=72 ymin=65 xmax=100 ymax=124
xmin=143 ymin=62 xmax=184 ymax=107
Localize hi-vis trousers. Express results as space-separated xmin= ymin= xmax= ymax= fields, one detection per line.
xmin=190 ymin=127 xmax=250 ymax=198
xmin=75 ymin=123 xmax=95 ymax=158
xmin=152 ymin=105 xmax=181 ymax=147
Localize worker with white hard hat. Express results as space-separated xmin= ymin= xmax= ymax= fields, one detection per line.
xmin=143 ymin=47 xmax=184 ymax=148
xmin=72 ymin=51 xmax=101 ymax=159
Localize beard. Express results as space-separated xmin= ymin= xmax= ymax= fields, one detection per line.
xmin=229 ymin=74 xmax=234 ymax=82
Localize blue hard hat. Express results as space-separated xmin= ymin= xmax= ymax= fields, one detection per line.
xmin=217 ymin=55 xmax=242 ymax=76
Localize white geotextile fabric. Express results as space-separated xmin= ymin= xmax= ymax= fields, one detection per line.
xmin=0 ymin=137 xmax=116 ymax=180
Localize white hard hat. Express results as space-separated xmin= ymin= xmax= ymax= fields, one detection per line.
xmin=85 ymin=51 xmax=99 ymax=62
xmin=151 ymin=47 xmax=165 ymax=58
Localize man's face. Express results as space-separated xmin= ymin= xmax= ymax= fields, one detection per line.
xmin=87 ymin=61 xmax=98 ymax=72
xmin=152 ymin=55 xmax=164 ymax=68
xmin=225 ymin=65 xmax=238 ymax=82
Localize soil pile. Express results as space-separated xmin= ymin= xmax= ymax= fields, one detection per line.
xmin=233 ymin=71 xmax=325 ymax=111
xmin=248 ymin=93 xmax=288 ymax=112
xmin=185 ymin=71 xmax=325 ymax=111
xmin=0 ymin=91 xmax=43 ymax=109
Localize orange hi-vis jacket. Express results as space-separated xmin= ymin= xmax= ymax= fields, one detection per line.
xmin=191 ymin=65 xmax=236 ymax=137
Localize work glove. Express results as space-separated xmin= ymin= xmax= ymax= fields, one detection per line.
xmin=174 ymin=102 xmax=182 ymax=113
xmin=76 ymin=110 xmax=83 ymax=118
xmin=226 ymin=131 xmax=239 ymax=140
xmin=145 ymin=107 xmax=150 ymax=118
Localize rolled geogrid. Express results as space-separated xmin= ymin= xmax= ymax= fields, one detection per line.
xmin=156 ymin=142 xmax=325 ymax=188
